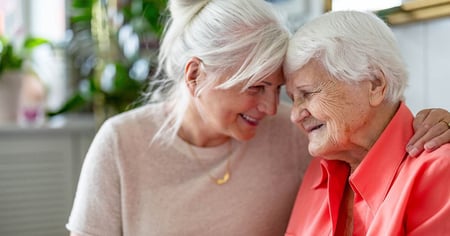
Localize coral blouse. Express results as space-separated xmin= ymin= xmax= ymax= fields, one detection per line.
xmin=285 ymin=103 xmax=450 ymax=235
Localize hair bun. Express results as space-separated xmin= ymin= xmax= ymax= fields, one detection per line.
xmin=169 ymin=0 xmax=210 ymax=22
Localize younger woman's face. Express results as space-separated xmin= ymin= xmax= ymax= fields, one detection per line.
xmin=193 ymin=67 xmax=284 ymax=143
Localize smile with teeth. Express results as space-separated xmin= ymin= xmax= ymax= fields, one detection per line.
xmin=240 ymin=114 xmax=259 ymax=126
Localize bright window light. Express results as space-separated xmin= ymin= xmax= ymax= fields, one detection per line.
xmin=29 ymin=0 xmax=66 ymax=42
xmin=332 ymin=0 xmax=402 ymax=11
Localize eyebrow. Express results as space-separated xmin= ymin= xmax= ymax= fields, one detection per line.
xmin=261 ymin=81 xmax=272 ymax=86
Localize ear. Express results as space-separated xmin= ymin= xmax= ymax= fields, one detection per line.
xmin=368 ymin=69 xmax=387 ymax=106
xmin=184 ymin=57 xmax=202 ymax=96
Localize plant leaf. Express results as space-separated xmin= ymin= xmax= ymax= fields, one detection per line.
xmin=23 ymin=37 xmax=51 ymax=50
xmin=47 ymin=92 xmax=89 ymax=116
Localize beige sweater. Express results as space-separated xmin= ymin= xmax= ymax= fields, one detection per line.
xmin=66 ymin=102 xmax=310 ymax=236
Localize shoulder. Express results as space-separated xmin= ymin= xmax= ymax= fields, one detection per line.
xmin=407 ymin=144 xmax=450 ymax=173
xmin=401 ymin=144 xmax=450 ymax=232
xmin=106 ymin=103 xmax=161 ymax=129
xmin=417 ymin=144 xmax=450 ymax=180
xmin=400 ymin=144 xmax=450 ymax=196
xmin=91 ymin=104 xmax=163 ymax=157
xmin=102 ymin=103 xmax=162 ymax=139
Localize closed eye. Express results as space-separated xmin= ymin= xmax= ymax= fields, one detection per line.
xmin=247 ymin=85 xmax=265 ymax=95
xmin=300 ymin=89 xmax=321 ymax=99
xmin=291 ymin=89 xmax=321 ymax=104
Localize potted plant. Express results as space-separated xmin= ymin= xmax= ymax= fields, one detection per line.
xmin=0 ymin=36 xmax=50 ymax=123
xmin=50 ymin=0 xmax=167 ymax=126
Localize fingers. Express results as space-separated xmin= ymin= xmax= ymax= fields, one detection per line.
xmin=407 ymin=109 xmax=433 ymax=155
xmin=413 ymin=108 xmax=448 ymax=130
xmin=412 ymin=109 xmax=430 ymax=131
xmin=407 ymin=122 xmax=429 ymax=154
xmin=424 ymin=122 xmax=450 ymax=151
xmin=407 ymin=119 xmax=450 ymax=157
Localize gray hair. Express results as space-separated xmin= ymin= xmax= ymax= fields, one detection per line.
xmin=147 ymin=0 xmax=290 ymax=144
xmin=284 ymin=10 xmax=408 ymax=103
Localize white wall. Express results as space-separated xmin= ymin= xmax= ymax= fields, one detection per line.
xmin=392 ymin=17 xmax=450 ymax=114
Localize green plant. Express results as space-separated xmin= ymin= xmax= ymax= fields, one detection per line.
xmin=0 ymin=36 xmax=51 ymax=76
xmin=49 ymin=0 xmax=167 ymax=120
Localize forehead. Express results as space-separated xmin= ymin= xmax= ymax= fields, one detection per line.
xmin=266 ymin=67 xmax=285 ymax=83
xmin=286 ymin=61 xmax=328 ymax=90
xmin=250 ymin=66 xmax=285 ymax=86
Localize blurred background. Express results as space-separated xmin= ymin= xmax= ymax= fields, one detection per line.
xmin=0 ymin=0 xmax=449 ymax=235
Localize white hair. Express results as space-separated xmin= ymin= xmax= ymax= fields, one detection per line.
xmin=284 ymin=10 xmax=408 ymax=103
xmin=146 ymin=0 xmax=290 ymax=144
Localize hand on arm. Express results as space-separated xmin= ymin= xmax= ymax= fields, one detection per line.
xmin=407 ymin=108 xmax=450 ymax=157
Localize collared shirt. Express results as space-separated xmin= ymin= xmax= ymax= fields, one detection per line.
xmin=285 ymin=103 xmax=450 ymax=236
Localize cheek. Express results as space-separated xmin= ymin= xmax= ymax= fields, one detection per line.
xmin=323 ymin=101 xmax=370 ymax=144
xmin=197 ymin=91 xmax=232 ymax=123
xmin=310 ymin=95 xmax=346 ymax=123
xmin=218 ymin=95 xmax=257 ymax=122
xmin=310 ymin=94 xmax=357 ymax=140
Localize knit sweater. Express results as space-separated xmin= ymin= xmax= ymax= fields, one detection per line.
xmin=66 ymin=102 xmax=310 ymax=236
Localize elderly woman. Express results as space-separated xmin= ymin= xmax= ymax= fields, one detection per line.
xmin=284 ymin=11 xmax=450 ymax=236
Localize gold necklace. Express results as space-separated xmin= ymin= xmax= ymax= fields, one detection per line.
xmin=187 ymin=141 xmax=232 ymax=185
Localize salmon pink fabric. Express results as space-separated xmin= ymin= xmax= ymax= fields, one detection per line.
xmin=285 ymin=103 xmax=450 ymax=235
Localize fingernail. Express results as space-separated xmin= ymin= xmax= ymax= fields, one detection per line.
xmin=406 ymin=144 xmax=412 ymax=152
xmin=424 ymin=142 xmax=436 ymax=151
xmin=409 ymin=147 xmax=419 ymax=157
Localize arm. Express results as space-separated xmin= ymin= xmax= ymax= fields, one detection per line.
xmin=66 ymin=120 xmax=122 ymax=235
xmin=407 ymin=108 xmax=450 ymax=157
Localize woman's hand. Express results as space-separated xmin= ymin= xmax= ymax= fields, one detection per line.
xmin=407 ymin=108 xmax=450 ymax=157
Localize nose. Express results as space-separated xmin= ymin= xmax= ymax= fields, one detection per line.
xmin=290 ymin=103 xmax=310 ymax=124
xmin=257 ymin=90 xmax=279 ymax=115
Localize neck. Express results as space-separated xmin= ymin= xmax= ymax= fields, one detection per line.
xmin=178 ymin=102 xmax=230 ymax=147
xmin=328 ymin=101 xmax=401 ymax=173
xmin=356 ymin=101 xmax=400 ymax=150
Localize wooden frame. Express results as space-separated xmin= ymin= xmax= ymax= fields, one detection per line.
xmin=381 ymin=0 xmax=450 ymax=25
xmin=325 ymin=0 xmax=450 ymax=25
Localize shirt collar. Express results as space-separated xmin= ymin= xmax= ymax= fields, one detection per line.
xmin=349 ymin=102 xmax=413 ymax=212
xmin=312 ymin=159 xmax=350 ymax=189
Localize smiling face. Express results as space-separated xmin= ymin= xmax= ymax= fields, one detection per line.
xmin=183 ymin=61 xmax=284 ymax=146
xmin=286 ymin=60 xmax=375 ymax=161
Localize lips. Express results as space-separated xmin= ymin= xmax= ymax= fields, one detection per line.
xmin=303 ymin=122 xmax=324 ymax=133
xmin=240 ymin=114 xmax=260 ymax=126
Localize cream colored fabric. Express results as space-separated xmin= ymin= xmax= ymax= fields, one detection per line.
xmin=66 ymin=102 xmax=310 ymax=236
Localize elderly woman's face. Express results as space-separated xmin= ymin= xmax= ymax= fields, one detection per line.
xmin=286 ymin=60 xmax=373 ymax=159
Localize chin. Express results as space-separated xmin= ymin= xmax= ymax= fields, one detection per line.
xmin=234 ymin=131 xmax=256 ymax=141
xmin=308 ymin=148 xmax=319 ymax=157
xmin=308 ymin=142 xmax=326 ymax=157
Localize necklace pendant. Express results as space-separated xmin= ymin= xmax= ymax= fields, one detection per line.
xmin=215 ymin=172 xmax=230 ymax=185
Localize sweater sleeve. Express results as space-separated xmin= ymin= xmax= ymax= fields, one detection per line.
xmin=66 ymin=118 xmax=122 ymax=236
